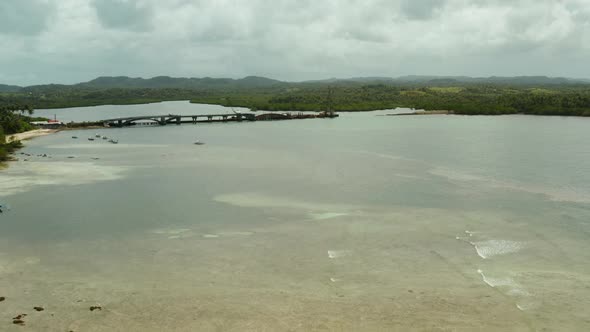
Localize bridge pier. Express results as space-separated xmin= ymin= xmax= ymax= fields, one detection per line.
xmin=103 ymin=112 xmax=275 ymax=127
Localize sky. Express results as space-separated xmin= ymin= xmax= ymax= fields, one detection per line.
xmin=0 ymin=0 xmax=589 ymax=86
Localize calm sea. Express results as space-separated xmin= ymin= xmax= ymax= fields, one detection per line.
xmin=1 ymin=101 xmax=589 ymax=330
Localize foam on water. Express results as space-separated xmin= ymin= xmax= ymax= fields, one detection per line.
xmin=477 ymin=269 xmax=520 ymax=289
xmin=477 ymin=269 xmax=535 ymax=311
xmin=472 ymin=240 xmax=523 ymax=259
xmin=465 ymin=230 xmax=477 ymax=237
xmin=309 ymin=212 xmax=348 ymax=220
xmin=328 ymin=250 xmax=352 ymax=259
xmin=151 ymin=228 xmax=192 ymax=235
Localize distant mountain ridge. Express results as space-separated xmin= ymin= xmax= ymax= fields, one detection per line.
xmin=3 ymin=75 xmax=590 ymax=92
xmin=0 ymin=84 xmax=23 ymax=92
xmin=322 ymin=75 xmax=587 ymax=85
xmin=77 ymin=75 xmax=282 ymax=89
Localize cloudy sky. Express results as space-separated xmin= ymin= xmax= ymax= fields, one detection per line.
xmin=1 ymin=0 xmax=589 ymax=85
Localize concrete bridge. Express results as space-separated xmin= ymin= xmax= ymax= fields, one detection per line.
xmin=103 ymin=113 xmax=256 ymax=127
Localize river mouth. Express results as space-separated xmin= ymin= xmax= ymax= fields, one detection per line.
xmin=1 ymin=102 xmax=589 ymax=330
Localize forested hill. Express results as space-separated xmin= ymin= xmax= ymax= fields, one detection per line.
xmin=74 ymin=75 xmax=283 ymax=89
xmin=306 ymin=76 xmax=589 ymax=86
xmin=2 ymin=75 xmax=590 ymax=116
xmin=0 ymin=84 xmax=22 ymax=93
xmin=6 ymin=75 xmax=590 ymax=91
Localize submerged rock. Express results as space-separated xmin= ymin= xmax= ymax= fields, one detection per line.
xmin=12 ymin=319 xmax=25 ymax=326
xmin=33 ymin=306 xmax=44 ymax=312
xmin=12 ymin=313 xmax=27 ymax=325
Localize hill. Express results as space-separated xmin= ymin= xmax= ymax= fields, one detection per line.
xmin=75 ymin=75 xmax=283 ymax=89
xmin=0 ymin=84 xmax=22 ymax=93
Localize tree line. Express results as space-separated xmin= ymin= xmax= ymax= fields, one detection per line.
xmin=0 ymin=104 xmax=34 ymax=162
xmin=3 ymin=82 xmax=590 ymax=116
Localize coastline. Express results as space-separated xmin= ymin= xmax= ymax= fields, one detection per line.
xmin=7 ymin=129 xmax=59 ymax=142
xmin=1 ymin=129 xmax=60 ymax=167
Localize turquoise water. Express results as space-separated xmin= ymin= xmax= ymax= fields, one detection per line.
xmin=1 ymin=101 xmax=590 ymax=330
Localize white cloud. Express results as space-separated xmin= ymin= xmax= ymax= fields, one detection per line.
xmin=0 ymin=0 xmax=56 ymax=36
xmin=0 ymin=0 xmax=589 ymax=85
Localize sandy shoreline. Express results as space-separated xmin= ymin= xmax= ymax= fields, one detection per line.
xmin=6 ymin=129 xmax=59 ymax=142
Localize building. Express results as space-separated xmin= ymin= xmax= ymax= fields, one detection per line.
xmin=30 ymin=119 xmax=64 ymax=129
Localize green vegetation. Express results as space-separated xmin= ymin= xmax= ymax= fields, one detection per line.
xmin=189 ymin=84 xmax=590 ymax=116
xmin=2 ymin=76 xmax=590 ymax=118
xmin=2 ymin=75 xmax=590 ymax=162
xmin=0 ymin=105 xmax=37 ymax=162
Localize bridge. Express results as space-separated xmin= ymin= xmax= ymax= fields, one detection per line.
xmin=103 ymin=113 xmax=257 ymax=127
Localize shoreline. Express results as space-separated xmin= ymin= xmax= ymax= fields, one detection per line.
xmin=1 ymin=129 xmax=61 ymax=167
xmin=6 ymin=129 xmax=60 ymax=143
xmin=5 ymin=125 xmax=103 ymax=144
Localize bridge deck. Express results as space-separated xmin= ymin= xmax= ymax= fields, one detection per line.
xmin=102 ymin=113 xmax=257 ymax=127
xmin=102 ymin=114 xmax=243 ymax=122
xmin=101 ymin=111 xmax=337 ymax=127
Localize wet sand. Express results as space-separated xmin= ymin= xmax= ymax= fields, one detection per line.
xmin=7 ymin=129 xmax=59 ymax=142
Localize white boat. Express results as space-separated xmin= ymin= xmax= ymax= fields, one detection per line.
xmin=194 ymin=140 xmax=205 ymax=145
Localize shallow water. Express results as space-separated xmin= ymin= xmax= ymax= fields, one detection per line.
xmin=1 ymin=101 xmax=590 ymax=331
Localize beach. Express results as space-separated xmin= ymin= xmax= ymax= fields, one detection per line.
xmin=7 ymin=129 xmax=59 ymax=142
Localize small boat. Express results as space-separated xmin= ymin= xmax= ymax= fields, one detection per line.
xmin=72 ymin=136 xmax=78 ymax=139
xmin=194 ymin=140 xmax=205 ymax=145
xmin=110 ymin=140 xmax=118 ymax=144
xmin=88 ymin=137 xmax=95 ymax=141
xmin=102 ymin=136 xmax=108 ymax=140
xmin=95 ymin=134 xmax=101 ymax=138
